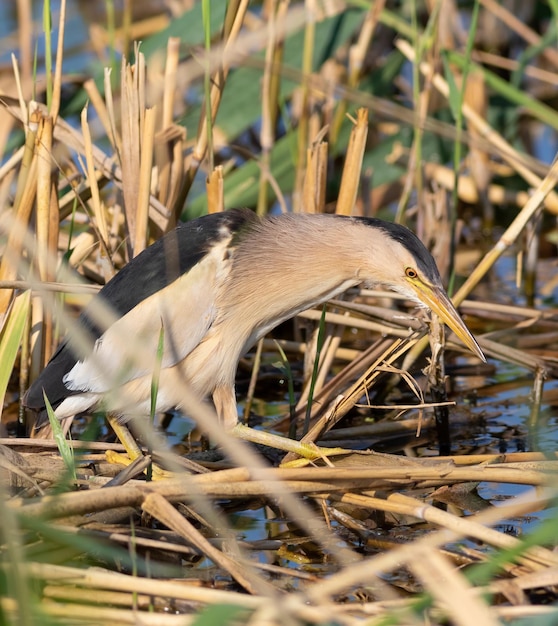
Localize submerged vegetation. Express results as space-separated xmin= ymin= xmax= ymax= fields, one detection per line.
xmin=0 ymin=0 xmax=558 ymax=624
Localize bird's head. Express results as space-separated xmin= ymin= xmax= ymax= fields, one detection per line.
xmin=356 ymin=218 xmax=485 ymax=362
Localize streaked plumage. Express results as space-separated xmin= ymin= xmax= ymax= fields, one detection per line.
xmin=24 ymin=208 xmax=484 ymax=430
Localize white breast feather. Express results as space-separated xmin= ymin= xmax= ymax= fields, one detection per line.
xmin=63 ymin=240 xmax=232 ymax=394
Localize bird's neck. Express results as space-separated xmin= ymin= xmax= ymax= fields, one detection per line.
xmin=219 ymin=214 xmax=378 ymax=350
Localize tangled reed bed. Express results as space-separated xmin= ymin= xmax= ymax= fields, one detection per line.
xmin=1 ymin=1 xmax=558 ymax=624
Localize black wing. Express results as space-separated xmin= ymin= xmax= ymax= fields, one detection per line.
xmin=23 ymin=208 xmax=256 ymax=413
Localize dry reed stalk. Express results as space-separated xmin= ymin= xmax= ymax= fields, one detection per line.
xmin=0 ymin=101 xmax=17 ymax=161
xmin=22 ymin=561 xmax=264 ymax=608
xmin=103 ymin=68 xmax=122 ymax=156
xmin=33 ymin=113 xmax=58 ymax=366
xmin=0 ymin=128 xmax=39 ymax=315
xmin=156 ymin=37 xmax=182 ymax=212
xmin=55 ymin=523 xmax=202 ymax=558
xmin=475 ymin=335 xmax=548 ymax=372
xmin=120 ymin=54 xmax=143 ymax=248
xmin=464 ymin=70 xmax=493 ymax=229
xmin=410 ymin=548 xmax=500 ymax=626
xmin=15 ymin=1 xmax=33 ymax=92
xmin=490 ymin=567 xmax=558 ymax=597
xmin=83 ymin=78 xmax=118 ymax=154
xmin=205 ymin=165 xmax=224 ymax=214
xmin=479 ymin=0 xmax=558 ymax=68
xmin=133 ymin=106 xmax=157 ymax=256
xmin=80 ymin=105 xmax=110 ymax=257
xmin=297 ymin=307 xmax=424 ymax=337
xmin=0 ymin=438 xmax=126 ymax=450
xmin=262 ymin=337 xmax=361 ymax=362
xmin=257 ymin=0 xmax=287 ymax=216
xmin=36 ymin=115 xmax=54 ymax=284
xmin=422 ymin=161 xmax=558 ymax=213
xmin=306 ymin=488 xmax=553 ymax=604
xmin=332 ymin=491 xmax=558 ymax=570
xmin=335 ymin=108 xmax=369 ymax=216
xmin=49 ymin=0 xmax=66 ymax=124
xmin=301 ymin=137 xmax=328 ymax=213
xmin=397 ymin=39 xmax=558 ymax=214
xmin=42 ymin=586 xmax=165 ymax=611
xmin=473 ymin=49 xmax=558 ymax=85
xmin=10 ymin=449 xmax=556 ymax=502
xmin=18 ymin=599 xmax=197 ymax=625
xmin=296 ymin=311 xmax=347 ymax=408
xmin=330 ymin=1 xmax=384 ymax=146
xmin=19 ymin=457 xmax=557 ymax=520
xmin=278 ymin=337 xmax=406 ymax=434
xmin=297 ymin=131 xmax=331 ymax=401
xmin=142 ymin=492 xmax=277 ymax=595
xmin=177 ymin=0 xmax=250 ymax=224
xmin=292 ymin=0 xmax=317 ymax=213
xmin=1 ymin=96 xmax=171 ymax=231
xmin=0 ymin=280 xmax=100 ymax=295
xmin=285 ymin=337 xmax=420 ymax=458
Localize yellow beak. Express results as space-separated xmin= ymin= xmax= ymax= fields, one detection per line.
xmin=412 ymin=283 xmax=485 ymax=362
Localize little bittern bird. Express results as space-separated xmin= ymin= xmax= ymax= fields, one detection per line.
xmin=24 ymin=208 xmax=484 ymax=431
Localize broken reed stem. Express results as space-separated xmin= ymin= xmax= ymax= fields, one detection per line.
xmin=330 ymin=2 xmax=384 ymax=146
xmin=302 ymin=138 xmax=328 ymax=213
xmin=36 ymin=113 xmax=53 ymax=283
xmin=293 ymin=0 xmax=316 ymax=212
xmin=103 ymin=68 xmax=122 ymax=157
xmin=80 ymin=104 xmax=109 ymax=248
xmin=49 ymin=0 xmax=66 ymax=124
xmin=206 ymin=165 xmax=224 ymax=214
xmin=35 ymin=112 xmax=57 ymax=366
xmin=174 ymin=0 xmax=250 ymax=226
xmin=0 ymin=114 xmax=39 ymax=315
xmin=192 ymin=1 xmax=250 ymax=162
xmin=257 ymin=0 xmax=287 ymax=216
xmin=134 ymin=106 xmax=156 ymax=257
xmin=157 ymin=37 xmax=181 ymax=210
xmin=120 ymin=55 xmax=141 ymax=243
xmin=83 ymin=78 xmax=117 ymax=154
xmin=335 ymin=108 xmax=368 ymax=215
xmin=142 ymin=492 xmax=276 ymax=595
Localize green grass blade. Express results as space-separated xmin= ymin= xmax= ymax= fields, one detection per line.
xmin=0 ymin=290 xmax=31 ymax=416
xmin=446 ymin=49 xmax=558 ymax=131
xmin=273 ymin=340 xmax=296 ymax=439
xmin=42 ymin=0 xmax=53 ymax=108
xmin=150 ymin=324 xmax=165 ymax=421
xmin=202 ymin=0 xmax=214 ymax=172
xmin=303 ymin=305 xmax=327 ymax=437
xmin=43 ymin=390 xmax=77 ymax=482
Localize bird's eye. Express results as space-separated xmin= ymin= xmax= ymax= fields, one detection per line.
xmin=405 ymin=267 xmax=418 ymax=279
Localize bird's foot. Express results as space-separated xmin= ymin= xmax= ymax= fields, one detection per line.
xmin=106 ymin=416 xmax=169 ymax=480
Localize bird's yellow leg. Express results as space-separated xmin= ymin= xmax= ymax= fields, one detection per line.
xmin=104 ymin=414 xmax=169 ymax=479
xmin=230 ymin=423 xmax=353 ymax=466
xmin=107 ymin=415 xmax=142 ymax=460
